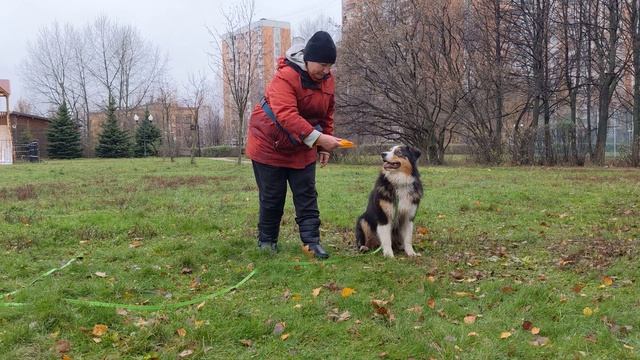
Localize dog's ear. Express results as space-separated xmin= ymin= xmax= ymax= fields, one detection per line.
xmin=410 ymin=147 xmax=422 ymax=160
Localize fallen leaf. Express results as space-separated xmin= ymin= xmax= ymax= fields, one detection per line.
xmin=282 ymin=289 xmax=291 ymax=300
xmin=176 ymin=328 xmax=187 ymax=337
xmin=529 ymin=336 xmax=549 ymax=347
xmin=602 ymin=276 xmax=614 ymax=286
xmin=129 ymin=240 xmax=143 ymax=248
xmin=522 ymin=320 xmax=533 ymax=331
xmin=572 ymin=284 xmax=585 ymax=293
xmin=327 ymin=308 xmax=351 ymax=322
xmin=302 ymin=245 xmax=315 ymax=258
xmin=312 ymin=287 xmax=321 ymax=297
xmin=585 ymin=333 xmax=597 ymax=343
xmin=181 ymin=267 xmax=192 ymax=274
xmin=417 ymin=226 xmax=429 ymax=235
xmin=62 ymin=355 xmax=72 ymax=360
xmin=94 ymin=272 xmax=107 ymax=278
xmin=623 ymin=344 xmax=634 ymax=350
xmin=92 ymin=324 xmax=108 ymax=337
xmin=341 ymin=287 xmax=355 ymax=298
xmin=371 ymin=299 xmax=395 ymax=321
xmin=450 ymin=269 xmax=465 ymax=280
xmin=196 ymin=301 xmax=206 ymax=311
xmin=280 ymin=333 xmax=290 ymax=340
xmin=427 ymin=297 xmax=436 ymax=309
xmin=273 ymin=322 xmax=286 ymax=336
xmin=240 ymin=339 xmax=253 ymax=347
xmin=92 ymin=337 xmax=101 ymax=343
xmin=467 ymin=332 xmax=478 ymax=337
xmin=583 ymin=307 xmax=593 ymax=317
xmin=501 ymin=286 xmax=514 ymax=294
xmin=426 ymin=276 xmax=436 ymax=283
xmin=116 ymin=308 xmax=128 ymax=316
xmin=194 ymin=320 xmax=204 ymax=328
xmin=464 ymin=314 xmax=477 ymax=324
xmin=291 ymin=293 xmax=302 ymax=302
xmin=55 ymin=339 xmax=71 ymax=353
xmin=407 ymin=305 xmax=423 ymax=313
xmin=454 ymin=292 xmax=473 ymax=298
xmin=531 ymin=327 xmax=540 ymax=335
xmin=293 ymin=304 xmax=302 ymax=309
xmin=500 ymin=331 xmax=512 ymax=339
xmin=178 ymin=349 xmax=194 ymax=358
xmin=323 ymin=282 xmax=342 ymax=292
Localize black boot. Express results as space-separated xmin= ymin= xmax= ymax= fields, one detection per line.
xmin=257 ymin=228 xmax=279 ymax=253
xmin=305 ymin=243 xmax=329 ymax=259
xmin=258 ymin=241 xmax=278 ymax=253
xmin=298 ymin=218 xmax=329 ymax=259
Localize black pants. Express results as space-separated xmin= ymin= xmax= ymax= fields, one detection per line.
xmin=252 ymin=161 xmax=321 ymax=245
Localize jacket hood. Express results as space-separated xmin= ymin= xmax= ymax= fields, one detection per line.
xmin=285 ymin=43 xmax=306 ymax=71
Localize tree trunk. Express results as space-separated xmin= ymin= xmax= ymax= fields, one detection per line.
xmin=236 ymin=110 xmax=245 ymax=165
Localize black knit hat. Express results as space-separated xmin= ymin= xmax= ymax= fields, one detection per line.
xmin=303 ymin=31 xmax=337 ymax=64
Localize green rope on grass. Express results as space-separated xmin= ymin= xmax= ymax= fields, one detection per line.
xmin=0 ymin=247 xmax=384 ymax=310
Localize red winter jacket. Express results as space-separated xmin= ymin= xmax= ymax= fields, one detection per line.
xmin=245 ymin=57 xmax=335 ymax=169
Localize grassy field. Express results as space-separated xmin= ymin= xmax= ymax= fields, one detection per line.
xmin=0 ymin=158 xmax=639 ymax=359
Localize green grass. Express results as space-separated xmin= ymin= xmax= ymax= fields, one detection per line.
xmin=1 ymin=158 xmax=639 ymax=359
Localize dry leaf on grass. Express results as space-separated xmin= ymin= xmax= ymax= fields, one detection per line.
xmin=327 ymin=308 xmax=351 ymax=322
xmin=529 ymin=336 xmax=549 ymax=347
xmin=312 ymin=287 xmax=321 ymax=297
xmin=531 ymin=327 xmax=541 ymax=335
xmin=91 ymin=324 xmax=108 ymax=337
xmin=55 ymin=339 xmax=71 ymax=353
xmin=129 ymin=240 xmax=143 ymax=248
xmin=178 ymin=349 xmax=194 ymax=358
xmin=500 ymin=331 xmax=512 ymax=339
xmin=272 ymin=322 xmax=286 ymax=336
xmin=427 ymin=297 xmax=436 ymax=309
xmin=341 ymin=287 xmax=355 ymax=298
xmin=583 ymin=307 xmax=593 ymax=317
xmin=240 ymin=339 xmax=253 ymax=347
xmin=463 ymin=314 xmax=477 ymax=324
xmin=602 ymin=276 xmax=614 ymax=286
xmin=522 ymin=320 xmax=533 ymax=331
xmin=94 ymin=272 xmax=107 ymax=278
xmin=176 ymin=328 xmax=187 ymax=337
xmin=280 ymin=333 xmax=290 ymax=340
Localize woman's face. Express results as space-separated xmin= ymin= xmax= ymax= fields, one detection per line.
xmin=306 ymin=61 xmax=333 ymax=82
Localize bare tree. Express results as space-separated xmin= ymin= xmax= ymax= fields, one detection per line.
xmin=625 ymin=0 xmax=640 ymax=166
xmin=20 ymin=16 xmax=166 ymax=154
xmin=559 ymin=0 xmax=585 ymax=165
xmin=590 ymin=0 xmax=625 ymax=165
xmin=210 ymin=0 xmax=258 ymax=165
xmin=460 ymin=0 xmax=514 ymax=164
xmin=157 ymin=79 xmax=177 ymax=162
xmin=183 ymin=71 xmax=210 ymax=164
xmin=339 ymin=0 xmax=468 ymax=164
xmin=296 ymin=14 xmax=340 ymax=41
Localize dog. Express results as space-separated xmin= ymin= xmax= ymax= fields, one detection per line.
xmin=355 ymin=145 xmax=423 ymax=258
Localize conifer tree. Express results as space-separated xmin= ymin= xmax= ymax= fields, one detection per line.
xmin=47 ymin=102 xmax=82 ymax=159
xmin=133 ymin=109 xmax=161 ymax=157
xmin=95 ymin=97 xmax=131 ymax=158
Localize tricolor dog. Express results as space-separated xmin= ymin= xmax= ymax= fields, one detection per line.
xmin=355 ymin=145 xmax=423 ymax=257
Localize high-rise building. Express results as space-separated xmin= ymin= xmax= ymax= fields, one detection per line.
xmin=222 ymin=19 xmax=291 ymax=145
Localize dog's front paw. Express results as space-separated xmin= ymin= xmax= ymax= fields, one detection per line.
xmin=405 ymin=250 xmax=421 ymax=257
xmin=382 ymin=249 xmax=395 ymax=258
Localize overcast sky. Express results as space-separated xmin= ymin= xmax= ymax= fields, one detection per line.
xmin=0 ymin=0 xmax=342 ymax=110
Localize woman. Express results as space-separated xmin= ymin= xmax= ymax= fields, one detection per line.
xmin=245 ymin=31 xmax=341 ymax=259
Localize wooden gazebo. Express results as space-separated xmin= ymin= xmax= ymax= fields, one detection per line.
xmin=0 ymin=79 xmax=13 ymax=164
